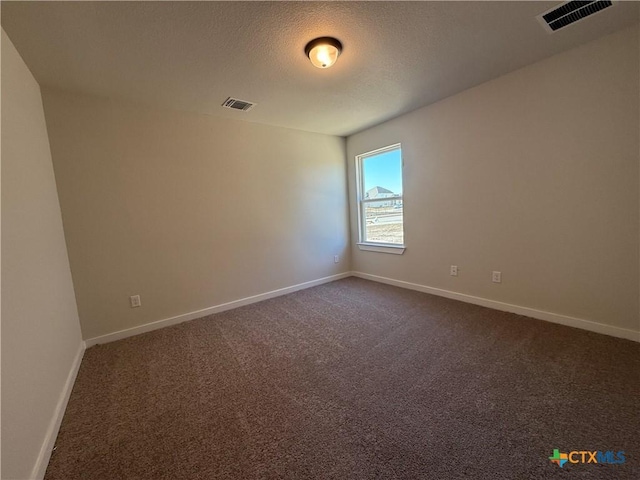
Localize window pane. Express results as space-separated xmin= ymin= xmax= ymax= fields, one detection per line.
xmin=363 ymin=200 xmax=404 ymax=245
xmin=363 ymin=149 xmax=402 ymax=196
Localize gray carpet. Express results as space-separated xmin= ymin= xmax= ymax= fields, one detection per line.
xmin=46 ymin=277 xmax=639 ymax=479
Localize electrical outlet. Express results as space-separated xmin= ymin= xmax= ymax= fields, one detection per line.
xmin=334 ymin=255 xmax=339 ymax=263
xmin=450 ymin=265 xmax=458 ymax=276
xmin=130 ymin=295 xmax=141 ymax=308
xmin=492 ymin=271 xmax=502 ymax=283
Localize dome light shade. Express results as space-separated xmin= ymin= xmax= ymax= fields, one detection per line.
xmin=305 ymin=37 xmax=342 ymax=69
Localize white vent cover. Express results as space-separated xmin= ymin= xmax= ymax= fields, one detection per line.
xmin=537 ymin=1 xmax=614 ymax=33
xmin=222 ymin=97 xmax=256 ymax=112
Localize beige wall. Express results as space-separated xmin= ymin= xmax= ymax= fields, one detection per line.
xmin=1 ymin=30 xmax=83 ymax=479
xmin=347 ymin=25 xmax=640 ymax=333
xmin=42 ymin=90 xmax=349 ymax=340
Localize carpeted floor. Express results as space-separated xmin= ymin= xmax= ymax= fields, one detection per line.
xmin=46 ymin=277 xmax=639 ymax=479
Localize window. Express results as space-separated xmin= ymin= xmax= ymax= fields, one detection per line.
xmin=356 ymin=144 xmax=405 ymax=253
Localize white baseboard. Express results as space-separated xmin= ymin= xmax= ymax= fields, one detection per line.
xmin=353 ymin=271 xmax=640 ymax=342
xmin=85 ymin=269 xmax=639 ymax=347
xmin=31 ymin=340 xmax=86 ymax=480
xmin=85 ymin=272 xmax=352 ymax=347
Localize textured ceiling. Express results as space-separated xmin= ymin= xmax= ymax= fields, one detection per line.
xmin=2 ymin=1 xmax=639 ymax=136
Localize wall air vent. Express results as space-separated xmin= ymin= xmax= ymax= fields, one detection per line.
xmin=222 ymin=97 xmax=256 ymax=112
xmin=538 ymin=1 xmax=614 ymax=33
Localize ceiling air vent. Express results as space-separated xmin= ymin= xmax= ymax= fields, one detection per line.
xmin=538 ymin=1 xmax=614 ymax=33
xmin=222 ymin=97 xmax=256 ymax=112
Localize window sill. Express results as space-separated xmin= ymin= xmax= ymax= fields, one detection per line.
xmin=357 ymin=243 xmax=406 ymax=255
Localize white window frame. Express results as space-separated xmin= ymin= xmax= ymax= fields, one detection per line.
xmin=355 ymin=144 xmax=406 ymax=255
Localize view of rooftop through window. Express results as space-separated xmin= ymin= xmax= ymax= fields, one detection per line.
xmin=358 ymin=145 xmax=404 ymax=246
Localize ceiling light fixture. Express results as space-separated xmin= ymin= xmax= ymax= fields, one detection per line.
xmin=305 ymin=37 xmax=342 ymax=69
